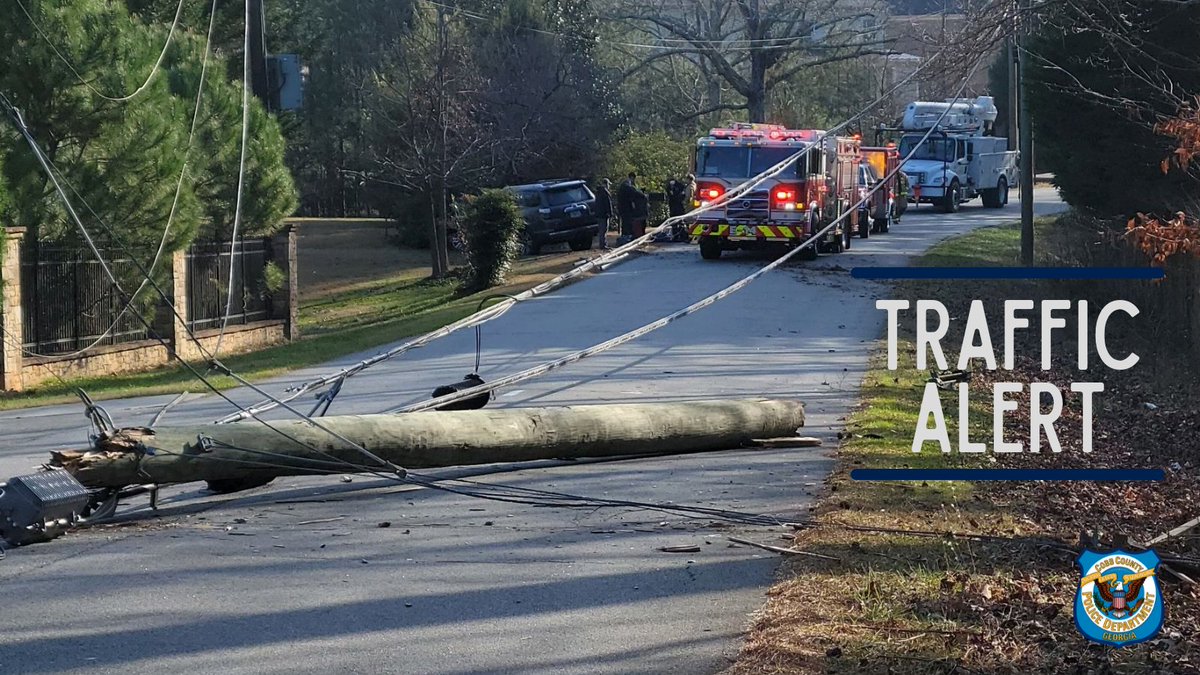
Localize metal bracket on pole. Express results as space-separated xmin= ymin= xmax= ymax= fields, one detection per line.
xmin=308 ymin=375 xmax=346 ymax=418
xmin=77 ymin=388 xmax=115 ymax=439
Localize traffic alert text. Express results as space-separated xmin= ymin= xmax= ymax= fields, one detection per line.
xmin=876 ymin=299 xmax=1139 ymax=454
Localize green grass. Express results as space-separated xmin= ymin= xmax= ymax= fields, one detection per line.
xmin=0 ymin=254 xmax=582 ymax=410
xmin=918 ymin=216 xmax=1057 ymax=267
xmin=0 ymin=302 xmax=480 ymax=411
xmin=299 ymin=274 xmax=464 ymax=337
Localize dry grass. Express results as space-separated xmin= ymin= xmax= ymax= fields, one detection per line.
xmin=730 ymin=219 xmax=1200 ymax=674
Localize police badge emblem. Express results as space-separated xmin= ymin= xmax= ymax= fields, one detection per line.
xmin=1075 ymin=549 xmax=1164 ymax=646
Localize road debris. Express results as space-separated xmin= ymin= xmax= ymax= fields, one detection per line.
xmin=296 ymin=517 xmax=345 ymax=526
xmin=751 ymin=437 xmax=823 ymax=448
xmin=727 ymin=536 xmax=840 ymax=561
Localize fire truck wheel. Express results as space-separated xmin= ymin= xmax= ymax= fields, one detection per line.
xmin=859 ymin=214 xmax=870 ymax=239
xmin=941 ymin=181 xmax=962 ymax=213
xmin=699 ymin=236 xmax=723 ymax=260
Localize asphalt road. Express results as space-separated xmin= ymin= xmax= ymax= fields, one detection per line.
xmin=0 ymin=190 xmax=1063 ymax=674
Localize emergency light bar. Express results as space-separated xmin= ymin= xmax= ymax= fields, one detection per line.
xmin=706 ymin=125 xmax=819 ymax=141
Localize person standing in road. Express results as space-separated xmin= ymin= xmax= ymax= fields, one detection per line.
xmin=894 ymin=171 xmax=910 ymax=222
xmin=594 ymin=178 xmax=613 ymax=249
xmin=666 ymin=178 xmax=686 ymax=218
xmin=631 ymin=179 xmax=649 ymax=239
xmin=617 ymin=172 xmax=645 ymax=245
xmin=666 ymin=177 xmax=689 ymax=242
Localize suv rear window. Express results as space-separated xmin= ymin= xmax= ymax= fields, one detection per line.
xmin=544 ymin=186 xmax=591 ymax=206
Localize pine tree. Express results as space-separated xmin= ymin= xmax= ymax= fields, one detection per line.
xmin=1027 ymin=0 xmax=1200 ymax=216
xmin=0 ymin=0 xmax=296 ymax=254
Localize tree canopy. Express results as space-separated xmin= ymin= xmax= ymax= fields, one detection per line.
xmin=0 ymin=0 xmax=295 ymax=263
xmin=1026 ymin=0 xmax=1200 ymax=217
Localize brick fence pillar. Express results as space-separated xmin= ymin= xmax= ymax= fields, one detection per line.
xmin=171 ymin=248 xmax=202 ymax=362
xmin=1 ymin=227 xmax=27 ymax=392
xmin=271 ymin=224 xmax=299 ymax=340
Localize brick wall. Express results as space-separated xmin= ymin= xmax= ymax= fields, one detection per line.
xmin=1 ymin=227 xmax=26 ymax=391
xmin=0 ymin=226 xmax=297 ymax=392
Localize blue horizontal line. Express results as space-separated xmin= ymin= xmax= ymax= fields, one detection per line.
xmin=850 ymin=469 xmax=1165 ymax=481
xmin=851 ymin=267 xmax=1165 ymax=280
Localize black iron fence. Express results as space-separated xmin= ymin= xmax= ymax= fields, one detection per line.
xmin=20 ymin=246 xmax=160 ymax=356
xmin=186 ymin=238 xmax=272 ymax=331
xmin=17 ymin=237 xmax=277 ymax=357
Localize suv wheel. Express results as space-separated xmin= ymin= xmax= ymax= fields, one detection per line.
xmin=569 ymin=233 xmax=593 ymax=252
xmin=521 ymin=232 xmax=541 ymax=256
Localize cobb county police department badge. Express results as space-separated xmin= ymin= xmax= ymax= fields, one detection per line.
xmin=1075 ymin=549 xmax=1164 ymax=646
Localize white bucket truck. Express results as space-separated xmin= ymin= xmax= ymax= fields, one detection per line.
xmin=894 ymin=96 xmax=1018 ymax=213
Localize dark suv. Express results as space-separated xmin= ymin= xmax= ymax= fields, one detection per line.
xmin=506 ymin=180 xmax=599 ymax=254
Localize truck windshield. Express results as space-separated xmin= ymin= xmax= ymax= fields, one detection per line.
xmin=696 ymin=146 xmax=801 ymax=178
xmin=899 ymin=135 xmax=955 ymax=162
xmin=696 ymin=147 xmax=748 ymax=177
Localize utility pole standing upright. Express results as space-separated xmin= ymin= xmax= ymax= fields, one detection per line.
xmin=248 ymin=0 xmax=271 ymax=109
xmin=1007 ymin=35 xmax=1018 ymax=152
xmin=1018 ymin=0 xmax=1035 ymax=266
xmin=431 ymin=4 xmax=451 ymax=278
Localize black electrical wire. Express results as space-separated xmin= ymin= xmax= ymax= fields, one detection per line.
xmin=0 ymin=92 xmax=405 ymax=485
xmin=7 ymin=15 xmax=1001 ymax=532
xmin=474 ymin=295 xmax=518 ymax=373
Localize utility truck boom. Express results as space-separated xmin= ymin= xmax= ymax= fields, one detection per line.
xmin=889 ymin=96 xmax=1018 ymax=213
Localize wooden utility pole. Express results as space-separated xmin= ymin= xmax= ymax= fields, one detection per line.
xmin=432 ymin=4 xmax=451 ymax=278
xmin=1018 ymin=0 xmax=1035 ymax=266
xmin=1006 ymin=35 xmax=1018 ymax=152
xmin=51 ymin=400 xmax=807 ymax=490
xmin=248 ymin=0 xmax=271 ymax=109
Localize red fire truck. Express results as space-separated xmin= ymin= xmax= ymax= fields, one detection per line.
xmin=858 ymin=143 xmax=903 ymax=236
xmin=688 ymin=123 xmax=863 ymax=260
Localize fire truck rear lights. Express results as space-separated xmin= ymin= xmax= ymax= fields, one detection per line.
xmin=704 ymin=187 xmax=722 ymax=200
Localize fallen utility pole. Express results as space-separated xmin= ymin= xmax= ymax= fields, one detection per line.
xmin=50 ymin=400 xmax=806 ymax=490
